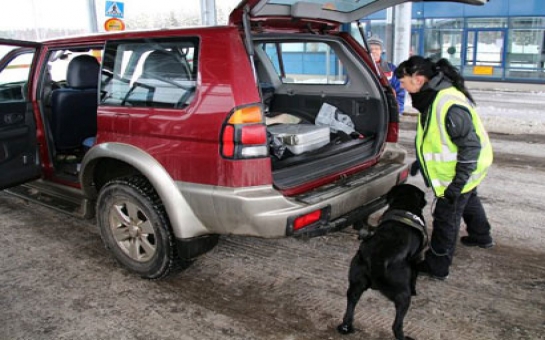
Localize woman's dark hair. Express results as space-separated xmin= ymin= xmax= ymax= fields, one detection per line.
xmin=394 ymin=56 xmax=475 ymax=105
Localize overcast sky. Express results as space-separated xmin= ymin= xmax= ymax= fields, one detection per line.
xmin=0 ymin=0 xmax=241 ymax=31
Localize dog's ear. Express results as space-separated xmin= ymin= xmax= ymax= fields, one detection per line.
xmin=386 ymin=185 xmax=401 ymax=204
xmin=417 ymin=188 xmax=427 ymax=208
xmin=388 ymin=184 xmax=428 ymax=208
xmin=420 ymin=193 xmax=427 ymax=208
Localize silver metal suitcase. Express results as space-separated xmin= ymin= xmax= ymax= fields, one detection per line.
xmin=268 ymin=124 xmax=330 ymax=155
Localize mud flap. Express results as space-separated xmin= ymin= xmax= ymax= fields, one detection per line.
xmin=176 ymin=234 xmax=220 ymax=260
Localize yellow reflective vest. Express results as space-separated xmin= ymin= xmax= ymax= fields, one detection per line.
xmin=416 ymin=87 xmax=493 ymax=197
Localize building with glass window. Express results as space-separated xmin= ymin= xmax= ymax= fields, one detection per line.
xmin=356 ymin=0 xmax=545 ymax=83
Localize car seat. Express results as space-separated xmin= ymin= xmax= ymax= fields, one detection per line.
xmin=50 ymin=55 xmax=99 ymax=151
xmin=131 ymin=50 xmax=192 ymax=107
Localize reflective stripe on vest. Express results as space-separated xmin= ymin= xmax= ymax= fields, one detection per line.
xmin=430 ymin=171 xmax=488 ymax=190
xmin=416 ymin=87 xmax=493 ymax=197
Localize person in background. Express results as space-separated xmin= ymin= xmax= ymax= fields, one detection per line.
xmin=394 ymin=56 xmax=494 ymax=280
xmin=367 ymin=36 xmax=405 ymax=115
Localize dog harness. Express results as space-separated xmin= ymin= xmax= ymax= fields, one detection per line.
xmin=379 ymin=209 xmax=429 ymax=263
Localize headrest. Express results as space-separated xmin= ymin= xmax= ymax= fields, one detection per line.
xmin=66 ymin=55 xmax=100 ymax=89
xmin=142 ymin=50 xmax=189 ymax=79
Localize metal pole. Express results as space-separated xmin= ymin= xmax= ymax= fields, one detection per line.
xmin=200 ymin=0 xmax=217 ymax=26
xmin=326 ymin=46 xmax=330 ymax=84
xmin=88 ymin=0 xmax=99 ymax=33
xmin=30 ymin=0 xmax=41 ymax=40
xmin=385 ymin=7 xmax=394 ymax=62
xmin=393 ymin=3 xmax=412 ymax=65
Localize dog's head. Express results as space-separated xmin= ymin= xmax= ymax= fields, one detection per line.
xmin=386 ymin=184 xmax=427 ymax=213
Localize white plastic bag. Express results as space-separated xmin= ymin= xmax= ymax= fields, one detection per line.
xmin=315 ymin=103 xmax=355 ymax=135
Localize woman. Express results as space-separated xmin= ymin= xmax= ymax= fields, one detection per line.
xmin=394 ymin=56 xmax=494 ymax=280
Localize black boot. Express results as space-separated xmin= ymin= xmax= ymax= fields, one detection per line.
xmin=460 ymin=236 xmax=494 ymax=249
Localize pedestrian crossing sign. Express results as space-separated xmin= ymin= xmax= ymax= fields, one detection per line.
xmin=105 ymin=1 xmax=124 ymax=19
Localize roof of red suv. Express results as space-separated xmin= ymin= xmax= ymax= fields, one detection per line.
xmin=37 ymin=25 xmax=236 ymax=46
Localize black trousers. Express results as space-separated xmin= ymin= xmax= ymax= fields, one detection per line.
xmin=425 ymin=188 xmax=492 ymax=276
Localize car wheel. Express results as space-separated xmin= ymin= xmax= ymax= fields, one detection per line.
xmin=97 ymin=176 xmax=177 ymax=279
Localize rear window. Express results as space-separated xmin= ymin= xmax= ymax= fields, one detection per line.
xmin=261 ymin=41 xmax=347 ymax=84
xmin=101 ymin=38 xmax=199 ymax=109
xmin=266 ymin=0 xmax=380 ymax=13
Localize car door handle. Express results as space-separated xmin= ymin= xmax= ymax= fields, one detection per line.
xmin=3 ymin=113 xmax=24 ymax=125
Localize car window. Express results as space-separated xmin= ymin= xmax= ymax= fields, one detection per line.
xmin=101 ymin=38 xmax=199 ymax=109
xmin=261 ymin=41 xmax=348 ymax=84
xmin=38 ymin=48 xmax=103 ymax=116
xmin=0 ymin=49 xmax=34 ymax=102
xmin=47 ymin=49 xmax=103 ymax=83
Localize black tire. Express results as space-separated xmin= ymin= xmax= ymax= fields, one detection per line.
xmin=96 ymin=176 xmax=178 ymax=279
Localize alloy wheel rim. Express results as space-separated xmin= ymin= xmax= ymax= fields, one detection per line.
xmin=108 ymin=200 xmax=156 ymax=262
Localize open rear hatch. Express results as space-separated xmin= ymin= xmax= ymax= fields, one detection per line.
xmin=230 ymin=0 xmax=487 ymax=194
xmin=230 ymin=0 xmax=488 ymax=29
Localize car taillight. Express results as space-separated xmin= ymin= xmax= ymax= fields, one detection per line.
xmin=241 ymin=125 xmax=267 ymax=144
xmin=398 ymin=165 xmax=409 ymax=184
xmin=293 ymin=210 xmax=322 ymax=231
xmin=221 ymin=105 xmax=268 ymax=159
xmin=386 ymin=121 xmax=399 ymax=143
xmin=222 ymin=125 xmax=235 ymax=157
xmin=228 ymin=105 xmax=262 ymax=124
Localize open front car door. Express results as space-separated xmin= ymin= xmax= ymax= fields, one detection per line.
xmin=0 ymin=39 xmax=42 ymax=189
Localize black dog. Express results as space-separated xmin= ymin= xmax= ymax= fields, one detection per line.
xmin=337 ymin=183 xmax=428 ymax=340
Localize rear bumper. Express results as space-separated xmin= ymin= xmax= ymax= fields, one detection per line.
xmin=289 ymin=195 xmax=387 ymax=237
xmin=177 ymin=149 xmax=407 ymax=239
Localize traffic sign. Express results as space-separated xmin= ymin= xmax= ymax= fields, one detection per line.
xmin=104 ymin=18 xmax=125 ymax=31
xmin=105 ymin=1 xmax=124 ymax=19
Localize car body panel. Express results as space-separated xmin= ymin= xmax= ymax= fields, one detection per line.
xmin=95 ymin=26 xmax=273 ymax=188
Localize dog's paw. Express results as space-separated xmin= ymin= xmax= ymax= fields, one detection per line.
xmin=337 ymin=323 xmax=354 ymax=334
xmin=404 ymin=336 xmax=415 ymax=340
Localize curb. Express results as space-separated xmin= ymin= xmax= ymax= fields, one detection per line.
xmin=466 ymin=81 xmax=544 ymax=93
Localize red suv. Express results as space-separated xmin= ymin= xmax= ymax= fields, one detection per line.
xmin=0 ymin=0 xmax=484 ymax=279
